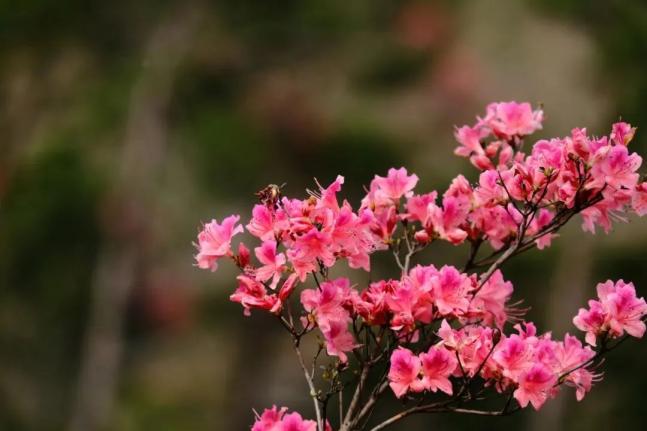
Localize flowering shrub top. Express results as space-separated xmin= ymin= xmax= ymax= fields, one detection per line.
xmin=194 ymin=102 xmax=647 ymax=431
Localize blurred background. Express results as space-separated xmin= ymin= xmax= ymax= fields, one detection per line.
xmin=1 ymin=0 xmax=646 ymax=430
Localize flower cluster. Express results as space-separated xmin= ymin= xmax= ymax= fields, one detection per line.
xmin=296 ymin=266 xmax=512 ymax=363
xmin=573 ymin=280 xmax=647 ymax=346
xmin=453 ymin=104 xmax=644 ymax=237
xmin=388 ymin=345 xmax=457 ymax=398
xmin=252 ymin=406 xmax=330 ymax=431
xmin=391 ymin=321 xmax=599 ymax=409
xmin=193 ymin=102 xmax=647 ymax=431
xmin=454 ymin=101 xmax=543 ymax=170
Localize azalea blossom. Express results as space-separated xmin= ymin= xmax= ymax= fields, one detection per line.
xmin=251 ymin=406 xmax=322 ymax=431
xmin=388 ymin=347 xmax=424 ymax=398
xmin=513 ymin=363 xmax=557 ymax=410
xmin=194 ymin=215 xmax=243 ymax=271
xmin=419 ymin=345 xmax=457 ymax=395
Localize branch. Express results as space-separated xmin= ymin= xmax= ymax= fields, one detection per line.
xmin=293 ymin=340 xmax=324 ymax=431
xmin=341 ymin=363 xmax=370 ymax=428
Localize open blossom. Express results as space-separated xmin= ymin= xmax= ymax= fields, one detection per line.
xmin=610 ymin=121 xmax=636 ymax=146
xmin=386 ymin=282 xmax=421 ymax=332
xmin=288 ymin=228 xmax=335 ymax=281
xmin=318 ymin=318 xmax=357 ymax=363
xmin=597 ymin=280 xmax=647 ymax=338
xmin=431 ymin=265 xmax=472 ymax=315
xmin=254 ymin=240 xmax=287 ymax=289
xmin=251 ymin=406 xmax=321 ymax=431
xmin=195 ymin=215 xmax=243 ymax=271
xmin=405 ymin=192 xmax=438 ymax=224
xmin=553 ymin=334 xmax=596 ymax=401
xmin=351 ymin=280 xmax=391 ymax=325
xmin=492 ymin=334 xmax=533 ymax=380
xmin=572 ymin=300 xmax=606 ymax=346
xmin=301 ymin=278 xmax=356 ymax=362
xmin=419 ymin=345 xmax=457 ymax=395
xmin=388 ymin=347 xmax=424 ymax=398
xmin=469 ymin=269 xmax=513 ymax=328
xmin=230 ymin=275 xmax=280 ymax=316
xmin=588 ymin=144 xmax=642 ymax=191
xmin=438 ymin=320 xmax=495 ymax=377
xmin=428 ymin=196 xmax=469 ymax=244
xmin=513 ymin=363 xmax=557 ymax=410
xmin=367 ymin=167 xmax=419 ymax=204
xmin=484 ymin=101 xmax=544 ymax=139
xmin=573 ymin=280 xmax=647 ymax=345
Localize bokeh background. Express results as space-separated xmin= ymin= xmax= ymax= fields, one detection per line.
xmin=1 ymin=0 xmax=646 ymax=430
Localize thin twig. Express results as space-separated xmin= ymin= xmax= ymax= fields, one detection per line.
xmin=293 ymin=340 xmax=324 ymax=430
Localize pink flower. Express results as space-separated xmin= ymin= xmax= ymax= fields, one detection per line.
xmin=438 ymin=321 xmax=495 ymax=377
xmin=579 ymin=195 xmax=629 ymax=234
xmin=251 ymin=406 xmax=318 ymax=431
xmin=288 ymin=228 xmax=334 ymax=281
xmin=195 ymin=215 xmax=244 ymax=271
xmin=247 ymin=204 xmax=275 ymax=240
xmin=280 ymin=412 xmax=318 ymax=431
xmin=317 ymin=175 xmax=345 ymax=212
xmin=329 ymin=204 xmax=379 ymax=272
xmin=444 ymin=174 xmax=473 ymax=204
xmin=278 ymin=273 xmax=299 ymax=302
xmin=554 ymin=334 xmax=596 ymax=401
xmin=370 ymin=205 xmax=397 ymax=243
xmin=236 ymin=242 xmax=251 ymax=268
xmin=573 ymin=300 xmax=606 ymax=346
xmin=469 ymin=205 xmax=518 ymax=250
xmin=632 ymin=182 xmax=647 ymax=216
xmin=318 ymin=318 xmax=357 ymax=363
xmin=428 ymin=195 xmax=469 ymax=245
xmin=527 ymin=209 xmax=555 ymax=250
xmin=251 ymin=405 xmax=286 ymax=431
xmin=300 ymin=278 xmax=352 ymax=319
xmin=431 ymin=265 xmax=472 ymax=315
xmin=474 ymin=169 xmax=508 ymax=206
xmin=588 ymin=144 xmax=641 ymax=191
xmin=454 ymin=125 xmax=492 ymax=169
xmin=254 ymin=240 xmax=287 ymax=289
xmin=247 ymin=205 xmax=289 ymax=241
xmin=301 ymin=278 xmax=356 ymax=362
xmin=352 ymin=280 xmax=393 ymax=325
xmin=388 ymin=347 xmax=424 ymax=398
xmin=513 ymin=363 xmax=557 ymax=410
xmin=470 ymin=269 xmax=513 ymax=328
xmin=454 ymin=125 xmax=485 ymax=158
xmin=230 ymin=275 xmax=280 ymax=316
xmin=485 ymin=101 xmax=543 ymax=138
xmin=419 ymin=345 xmax=457 ymax=395
xmin=573 ymin=280 xmax=647 ymax=345
xmin=492 ymin=335 xmax=532 ymax=380
xmin=370 ymin=167 xmax=419 ymax=202
xmin=387 ymin=279 xmax=433 ymax=332
xmin=598 ymin=280 xmax=647 ymax=339
xmin=610 ymin=121 xmax=636 ymax=146
xmin=405 ymin=192 xmax=438 ymax=224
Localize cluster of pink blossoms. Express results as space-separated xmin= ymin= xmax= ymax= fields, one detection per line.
xmin=194 ymin=102 xmax=647 ymax=431
xmin=252 ymin=406 xmax=331 ymax=431
xmin=574 ymin=280 xmax=647 ymax=346
xmin=453 ymin=102 xmax=645 ymax=238
xmin=390 ymin=320 xmax=602 ymax=409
